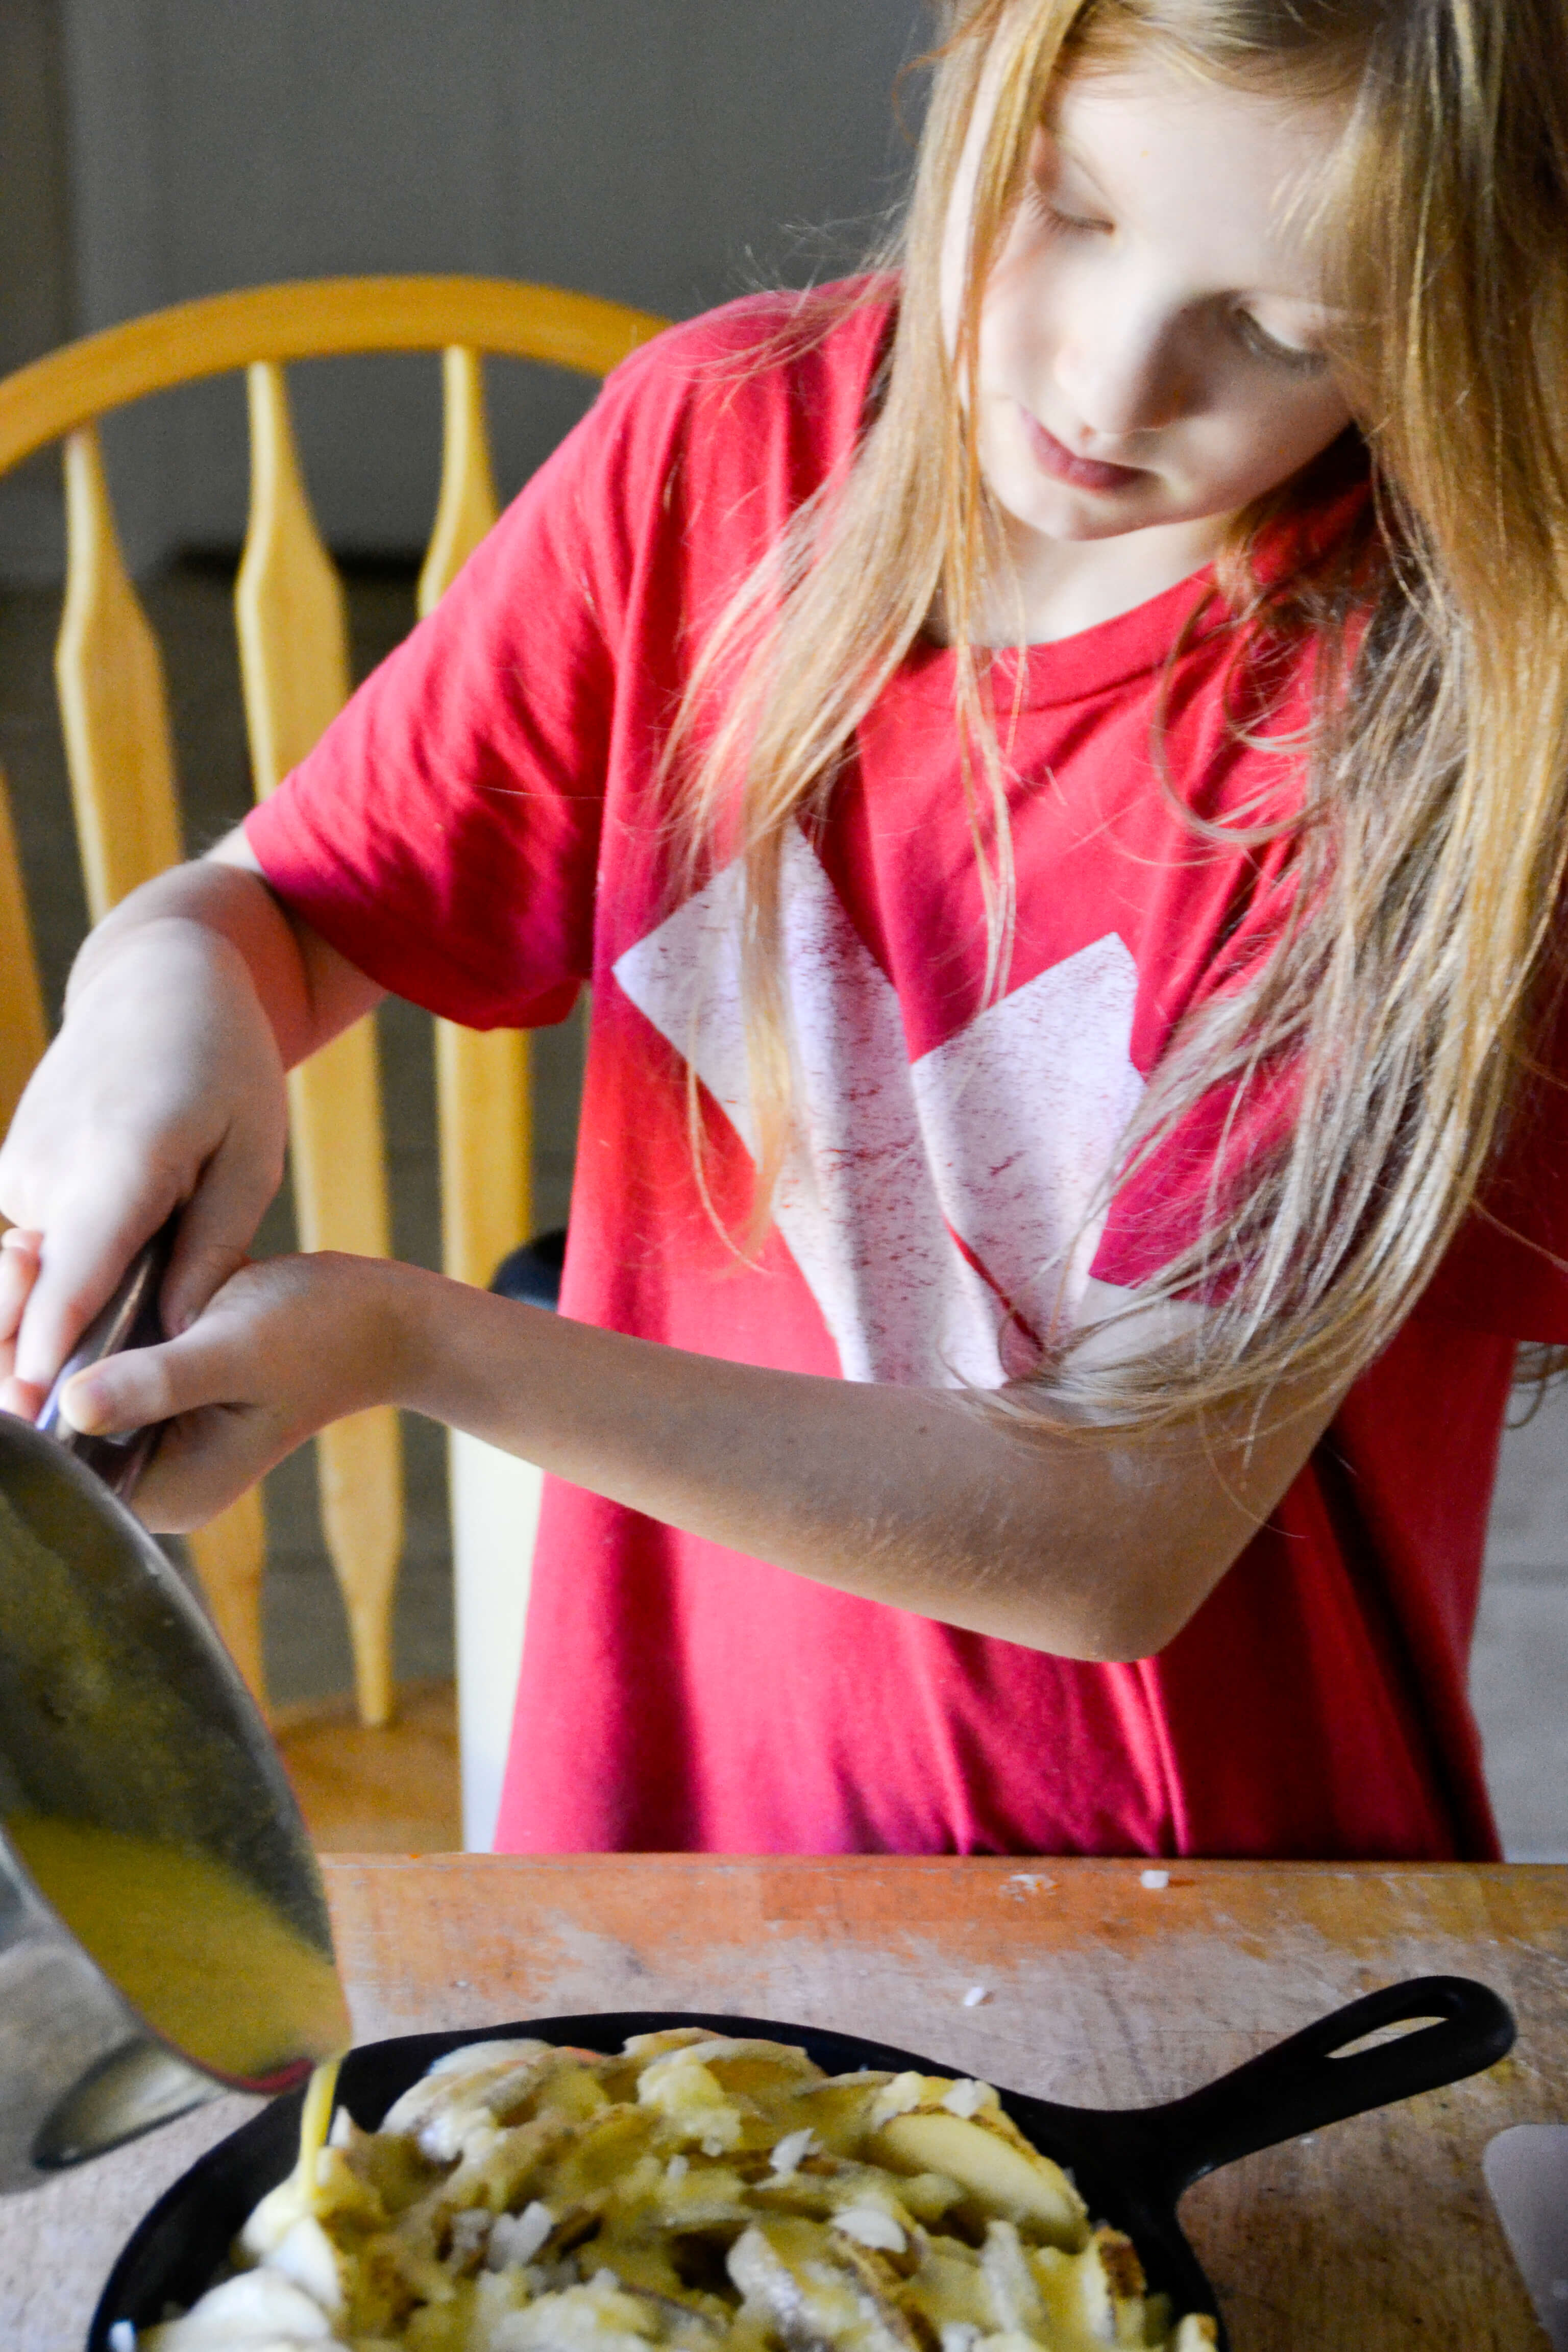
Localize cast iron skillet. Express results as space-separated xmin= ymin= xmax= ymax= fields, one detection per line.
xmin=89 ymin=1977 xmax=1513 ymax=2351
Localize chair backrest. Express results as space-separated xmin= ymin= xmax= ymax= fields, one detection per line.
xmin=0 ymin=276 xmax=666 ymax=1726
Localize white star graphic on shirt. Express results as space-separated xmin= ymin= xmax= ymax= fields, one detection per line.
xmin=612 ymin=829 xmax=1142 ymax=1386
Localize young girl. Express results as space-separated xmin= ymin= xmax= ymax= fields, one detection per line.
xmin=3 ymin=0 xmax=1565 ymax=1861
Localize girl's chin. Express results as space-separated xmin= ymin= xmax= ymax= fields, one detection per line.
xmin=978 ymin=447 xmax=1132 ymax=533
xmin=984 ymin=450 xmax=1216 ymax=549
xmin=992 ymin=480 xmax=1169 ymax=546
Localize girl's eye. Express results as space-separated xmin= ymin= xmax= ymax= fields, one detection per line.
xmin=1019 ymin=175 xmax=1110 ymax=238
xmin=1232 ymin=310 xmax=1329 ymax=378
xmin=1045 ymin=203 xmax=1111 ymax=236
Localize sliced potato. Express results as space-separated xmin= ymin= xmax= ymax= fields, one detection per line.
xmin=439 ymin=2108 xmax=581 ymax=2219
xmin=639 ymin=2161 xmax=753 ymax=2232
xmin=979 ymin=2221 xmax=1043 ymax=2334
xmin=327 ymin=2118 xmax=429 ymax=2224
xmin=608 ymin=2030 xmax=715 ymax=2078
xmin=597 ymin=2031 xmax=718 ymax=2110
xmin=139 ymin=2268 xmax=337 ymax=2346
xmin=640 ymin=2057 xmax=748 ymax=2155
xmin=425 ymin=2037 xmax=558 ymax=2084
xmin=680 ymin=2039 xmax=824 ymax=2099
xmin=499 ymin=2273 xmax=664 ymax=2352
xmin=866 ymin=2113 xmax=1087 ymax=2252
xmin=344 ymin=2225 xmax=429 ymax=2341
xmin=728 ymin=2216 xmax=919 ymax=2352
xmin=263 ymin=2213 xmax=346 ymax=2315
xmin=166 ymin=2033 xmax=1217 ymax=2352
xmin=893 ymin=2235 xmax=991 ymax=2340
xmin=553 ymin=2105 xmax=662 ymax=2197
xmin=868 ymin=2076 xmax=1000 ymax=2129
xmin=791 ymin=2075 xmax=898 ymax=2158
xmin=751 ymin=2158 xmax=919 ymax=2234
xmin=384 ymin=2044 xmax=571 ymax=2162
xmin=1171 ymin=2319 xmax=1219 ymax=2349
xmin=1032 ymin=2225 xmax=1152 ymax=2346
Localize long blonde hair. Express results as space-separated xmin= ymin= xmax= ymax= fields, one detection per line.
xmin=670 ymin=0 xmax=1568 ymax=1428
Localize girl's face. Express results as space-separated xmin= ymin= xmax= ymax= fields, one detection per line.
xmin=944 ymin=57 xmax=1355 ymax=576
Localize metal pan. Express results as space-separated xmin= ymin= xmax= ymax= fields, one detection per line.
xmin=88 ymin=1976 xmax=1514 ymax=2349
xmin=0 ymin=1232 xmax=348 ymax=2190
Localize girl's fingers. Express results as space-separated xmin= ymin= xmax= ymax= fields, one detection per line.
xmin=0 ymin=1373 xmax=45 ymax=1420
xmin=54 ymin=1251 xmax=386 ymax=1528
xmin=59 ymin=1315 xmax=247 ymax=1437
xmin=11 ymin=1193 xmax=179 ymax=1394
xmin=59 ymin=1351 xmax=177 ymax=1437
xmin=0 ymin=1236 xmax=44 ymax=1419
xmin=160 ymin=1122 xmax=286 ymax=1338
xmin=58 ymin=1254 xmax=347 ymax=1435
xmin=0 ymin=1229 xmax=42 ymax=1348
xmin=57 ymin=1316 xmax=287 ymax=1534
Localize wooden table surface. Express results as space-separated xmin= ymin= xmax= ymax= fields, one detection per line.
xmin=3 ymin=1856 xmax=1564 ymax=2351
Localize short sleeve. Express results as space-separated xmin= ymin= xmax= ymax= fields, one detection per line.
xmin=244 ymin=332 xmax=675 ymax=1031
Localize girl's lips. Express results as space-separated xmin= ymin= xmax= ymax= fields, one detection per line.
xmin=1019 ymin=406 xmax=1146 ymax=492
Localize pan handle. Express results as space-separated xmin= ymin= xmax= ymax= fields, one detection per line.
xmin=34 ymin=1221 xmax=176 ymax=1500
xmin=1144 ymin=1974 xmax=1515 ymax=2200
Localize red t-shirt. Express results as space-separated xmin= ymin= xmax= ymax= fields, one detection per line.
xmin=247 ymin=288 xmax=1568 ymax=1860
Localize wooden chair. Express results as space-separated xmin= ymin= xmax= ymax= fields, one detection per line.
xmin=0 ymin=277 xmax=664 ymax=1746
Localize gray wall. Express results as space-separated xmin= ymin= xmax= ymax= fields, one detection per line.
xmin=0 ymin=1 xmax=74 ymax=579
xmin=2 ymin=1 xmax=926 ymax=577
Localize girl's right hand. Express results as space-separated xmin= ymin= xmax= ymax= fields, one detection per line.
xmin=57 ymin=1249 xmax=405 ymax=1531
xmin=0 ymin=915 xmax=289 ymax=1419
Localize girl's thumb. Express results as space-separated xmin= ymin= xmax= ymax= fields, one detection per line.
xmin=60 ymin=1344 xmax=181 ymax=1437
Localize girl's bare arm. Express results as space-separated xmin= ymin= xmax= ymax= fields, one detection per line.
xmin=65 ymin=1248 xmax=1341 ymax=1661
xmin=11 ymin=835 xmax=1337 ymax=1657
xmin=0 ymin=832 xmax=380 ymax=1408
xmin=390 ymin=1271 xmax=1338 ymax=1657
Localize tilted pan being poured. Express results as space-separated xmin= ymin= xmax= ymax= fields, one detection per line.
xmin=0 ymin=1228 xmax=350 ymax=2192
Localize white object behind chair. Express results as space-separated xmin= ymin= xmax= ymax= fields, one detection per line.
xmin=451 ymin=1431 xmax=541 ymax=1850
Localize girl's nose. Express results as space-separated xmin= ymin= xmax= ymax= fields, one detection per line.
xmin=1054 ymin=314 xmax=1191 ymax=440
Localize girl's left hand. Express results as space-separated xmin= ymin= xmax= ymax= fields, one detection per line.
xmin=57 ymin=1251 xmax=403 ymax=1532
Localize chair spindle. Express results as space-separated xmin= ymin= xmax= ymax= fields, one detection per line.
xmin=418 ymin=346 xmax=499 ymax=618
xmin=0 ymin=768 xmax=47 ymax=1134
xmin=236 ymin=360 xmax=403 ymax=1729
xmin=54 ymin=424 xmax=270 ymax=1704
xmin=56 ymin=424 xmax=183 ymax=919
xmin=421 ymin=348 xmax=534 ymax=1289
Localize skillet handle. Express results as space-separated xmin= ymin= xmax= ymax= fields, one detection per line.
xmin=34 ymin=1221 xmax=176 ymax=1500
xmin=1148 ymin=1975 xmax=1515 ymax=2198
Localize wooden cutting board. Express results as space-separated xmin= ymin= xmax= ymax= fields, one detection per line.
xmin=3 ymin=1856 xmax=1563 ymax=2351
